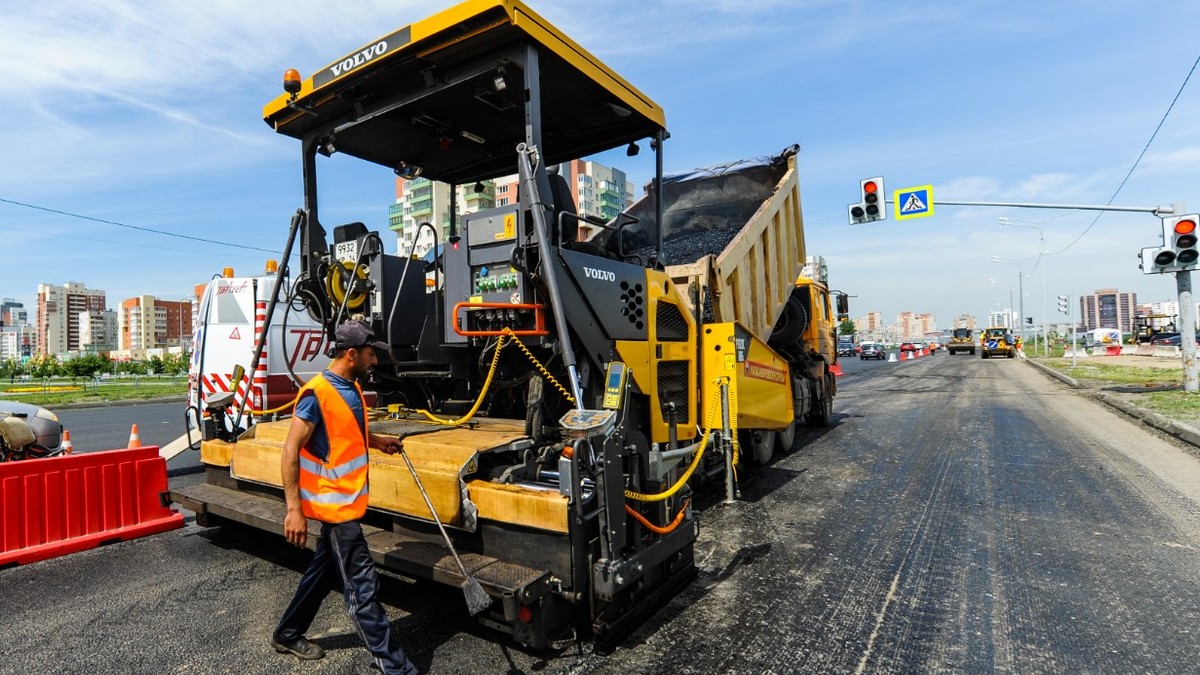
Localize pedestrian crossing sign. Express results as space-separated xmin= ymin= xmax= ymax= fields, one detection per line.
xmin=894 ymin=185 xmax=933 ymax=220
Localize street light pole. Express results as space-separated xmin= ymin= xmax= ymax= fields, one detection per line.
xmin=1000 ymin=217 xmax=1051 ymax=357
xmin=992 ymin=256 xmax=1029 ymax=350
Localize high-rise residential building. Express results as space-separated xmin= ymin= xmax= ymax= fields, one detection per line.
xmin=0 ymin=330 xmax=20 ymax=362
xmin=560 ymin=160 xmax=634 ymax=239
xmin=389 ymin=178 xmax=496 ymax=257
xmin=896 ymin=312 xmax=914 ymax=340
xmin=120 ymin=295 xmax=193 ymax=351
xmin=1080 ymin=288 xmax=1137 ymax=333
xmin=953 ymin=315 xmax=977 ymax=330
xmin=78 ymin=310 xmax=118 ymax=353
xmin=855 ymin=311 xmax=882 ymax=342
xmin=1 ymin=298 xmax=27 ymax=327
xmin=37 ymin=282 xmax=106 ymax=356
xmin=916 ymin=313 xmax=936 ymax=336
xmin=391 ymin=161 xmax=635 ymax=253
xmin=988 ymin=309 xmax=1016 ymax=329
xmin=0 ymin=297 xmax=33 ymax=361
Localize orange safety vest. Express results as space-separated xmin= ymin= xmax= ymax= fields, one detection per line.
xmin=296 ymin=372 xmax=370 ymax=523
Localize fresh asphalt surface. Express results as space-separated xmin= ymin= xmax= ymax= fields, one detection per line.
xmin=4 ymin=351 xmax=1200 ymax=673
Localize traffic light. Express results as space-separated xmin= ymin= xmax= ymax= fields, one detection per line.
xmin=1025 ymin=317 xmax=1033 ymax=325
xmin=1167 ymin=214 xmax=1200 ymax=268
xmin=1146 ymin=214 xmax=1200 ymax=273
xmin=1141 ymin=246 xmax=1175 ymax=274
xmin=1057 ymin=294 xmax=1070 ymax=315
xmin=848 ymin=176 xmax=885 ymax=224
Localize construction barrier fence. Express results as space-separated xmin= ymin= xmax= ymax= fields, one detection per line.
xmin=0 ymin=446 xmax=183 ymax=567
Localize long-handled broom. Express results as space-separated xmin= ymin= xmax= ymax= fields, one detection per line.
xmin=396 ymin=447 xmax=492 ymax=616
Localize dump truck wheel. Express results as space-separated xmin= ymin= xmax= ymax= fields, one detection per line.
xmin=776 ymin=420 xmax=797 ymax=453
xmin=769 ymin=297 xmax=809 ymax=348
xmin=751 ymin=430 xmax=776 ymax=465
xmin=806 ymin=375 xmax=833 ymax=427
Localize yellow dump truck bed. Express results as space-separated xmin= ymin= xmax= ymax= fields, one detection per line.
xmin=657 ymin=149 xmax=805 ymax=343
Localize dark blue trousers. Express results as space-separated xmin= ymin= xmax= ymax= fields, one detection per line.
xmin=275 ymin=520 xmax=418 ymax=675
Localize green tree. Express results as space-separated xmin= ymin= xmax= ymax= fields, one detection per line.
xmin=148 ymin=355 xmax=165 ymax=375
xmin=64 ymin=353 xmax=107 ymax=378
xmin=163 ymin=351 xmax=190 ymax=376
xmin=838 ymin=319 xmax=857 ymax=336
xmin=28 ymin=354 xmax=60 ymax=379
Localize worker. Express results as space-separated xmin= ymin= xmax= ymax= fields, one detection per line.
xmin=272 ymin=319 xmax=419 ymax=675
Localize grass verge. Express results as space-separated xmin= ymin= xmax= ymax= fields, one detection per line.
xmin=1138 ymin=391 xmax=1200 ymax=420
xmin=0 ymin=379 xmax=188 ymax=407
xmin=1035 ymin=360 xmax=1182 ymax=386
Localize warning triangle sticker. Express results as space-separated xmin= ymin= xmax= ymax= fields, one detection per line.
xmin=901 ymin=193 xmax=927 ymax=213
xmin=229 ymin=327 xmax=241 ymax=340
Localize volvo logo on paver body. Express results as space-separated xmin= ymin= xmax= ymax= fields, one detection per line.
xmin=330 ymin=41 xmax=388 ymax=78
xmin=583 ymin=266 xmax=616 ymax=282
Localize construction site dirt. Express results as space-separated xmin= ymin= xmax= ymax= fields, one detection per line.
xmin=3 ymin=355 xmax=1199 ymax=674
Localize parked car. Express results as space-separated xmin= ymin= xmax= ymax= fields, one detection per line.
xmin=860 ymin=343 xmax=886 ymax=360
xmin=1149 ymin=334 xmax=1200 ymax=347
xmin=837 ymin=342 xmax=857 ymax=356
xmin=899 ymin=342 xmax=917 ymax=353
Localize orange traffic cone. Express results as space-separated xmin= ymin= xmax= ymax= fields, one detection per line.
xmin=830 ymin=361 xmax=844 ymax=377
xmin=127 ymin=423 xmax=142 ymax=448
xmin=62 ymin=429 xmax=74 ymax=454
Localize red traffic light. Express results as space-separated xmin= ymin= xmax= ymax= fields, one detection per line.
xmin=863 ymin=181 xmax=878 ymax=194
xmin=1174 ymin=219 xmax=1197 ymax=235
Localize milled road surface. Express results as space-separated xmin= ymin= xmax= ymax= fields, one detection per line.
xmin=3 ymin=355 xmax=1199 ymax=674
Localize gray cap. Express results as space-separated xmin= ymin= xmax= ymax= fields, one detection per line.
xmin=334 ymin=320 xmax=389 ymax=352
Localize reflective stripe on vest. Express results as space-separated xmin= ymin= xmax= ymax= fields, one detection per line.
xmin=297 ymin=372 xmax=370 ymax=523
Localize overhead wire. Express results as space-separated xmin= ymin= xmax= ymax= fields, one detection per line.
xmin=0 ymin=221 xmax=270 ymax=259
xmin=1048 ymin=52 xmax=1200 ymax=256
xmin=0 ymin=197 xmax=279 ymax=254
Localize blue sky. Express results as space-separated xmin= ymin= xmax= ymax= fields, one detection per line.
xmin=3 ymin=0 xmax=1199 ymax=331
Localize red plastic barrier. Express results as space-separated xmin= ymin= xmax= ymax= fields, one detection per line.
xmin=0 ymin=446 xmax=183 ymax=567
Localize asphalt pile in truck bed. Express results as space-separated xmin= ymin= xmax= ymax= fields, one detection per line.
xmin=660 ymin=226 xmax=743 ymax=265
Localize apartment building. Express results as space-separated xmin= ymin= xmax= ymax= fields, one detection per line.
xmin=120 ymin=295 xmax=193 ymax=351
xmin=36 ymin=282 xmax=106 ymax=356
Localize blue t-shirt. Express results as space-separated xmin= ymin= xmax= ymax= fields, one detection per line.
xmin=295 ymin=370 xmax=366 ymax=463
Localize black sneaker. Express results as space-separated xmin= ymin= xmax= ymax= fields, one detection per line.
xmin=271 ymin=635 xmax=326 ymax=660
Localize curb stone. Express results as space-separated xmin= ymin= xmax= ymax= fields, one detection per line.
xmin=1024 ymin=359 xmax=1200 ymax=449
xmin=1024 ymin=358 xmax=1080 ymax=388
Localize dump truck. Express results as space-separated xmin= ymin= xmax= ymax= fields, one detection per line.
xmin=171 ymin=0 xmax=840 ymax=649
